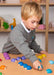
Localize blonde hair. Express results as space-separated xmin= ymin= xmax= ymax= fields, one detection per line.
xmin=21 ymin=1 xmax=42 ymax=20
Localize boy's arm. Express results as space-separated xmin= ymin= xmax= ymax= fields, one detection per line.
xmin=30 ymin=40 xmax=43 ymax=53
xmin=10 ymin=30 xmax=38 ymax=63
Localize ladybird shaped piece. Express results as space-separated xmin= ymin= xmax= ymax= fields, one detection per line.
xmin=18 ymin=62 xmax=24 ymax=66
xmin=21 ymin=56 xmax=26 ymax=60
xmin=26 ymin=66 xmax=32 ymax=70
xmin=46 ymin=69 xmax=52 ymax=74
xmin=11 ymin=58 xmax=16 ymax=62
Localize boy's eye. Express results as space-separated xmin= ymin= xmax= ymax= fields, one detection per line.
xmin=32 ymin=21 xmax=39 ymax=24
xmin=36 ymin=21 xmax=39 ymax=24
xmin=31 ymin=21 xmax=35 ymax=23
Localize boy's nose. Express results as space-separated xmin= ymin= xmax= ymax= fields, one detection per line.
xmin=34 ymin=24 xmax=37 ymax=27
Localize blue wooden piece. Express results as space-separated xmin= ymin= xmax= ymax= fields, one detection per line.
xmin=11 ymin=25 xmax=13 ymax=30
xmin=26 ymin=66 xmax=32 ymax=70
xmin=18 ymin=62 xmax=24 ymax=66
xmin=49 ymin=60 xmax=54 ymax=64
xmin=46 ymin=69 xmax=52 ymax=74
xmin=23 ymin=64 xmax=28 ymax=68
xmin=39 ymin=59 xmax=42 ymax=63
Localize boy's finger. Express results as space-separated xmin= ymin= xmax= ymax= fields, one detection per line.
xmin=38 ymin=65 xmax=42 ymax=71
xmin=33 ymin=65 xmax=38 ymax=70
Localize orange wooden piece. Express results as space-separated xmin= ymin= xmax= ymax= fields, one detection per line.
xmin=0 ymin=65 xmax=6 ymax=70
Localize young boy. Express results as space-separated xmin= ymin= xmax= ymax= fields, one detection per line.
xmin=2 ymin=1 xmax=47 ymax=70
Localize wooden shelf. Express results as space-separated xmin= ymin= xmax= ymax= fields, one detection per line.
xmin=49 ymin=3 xmax=54 ymax=6
xmin=35 ymin=29 xmax=46 ymax=32
xmin=0 ymin=2 xmax=46 ymax=6
xmin=0 ymin=28 xmax=11 ymax=32
xmin=0 ymin=3 xmax=23 ymax=6
xmin=49 ymin=27 xmax=54 ymax=32
xmin=39 ymin=3 xmax=46 ymax=6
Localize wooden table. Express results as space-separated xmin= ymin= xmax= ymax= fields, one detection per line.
xmin=0 ymin=53 xmax=54 ymax=75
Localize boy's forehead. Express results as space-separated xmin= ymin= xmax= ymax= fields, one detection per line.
xmin=29 ymin=16 xmax=40 ymax=21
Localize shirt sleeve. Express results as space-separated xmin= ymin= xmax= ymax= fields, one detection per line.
xmin=10 ymin=29 xmax=38 ymax=63
xmin=30 ymin=40 xmax=43 ymax=53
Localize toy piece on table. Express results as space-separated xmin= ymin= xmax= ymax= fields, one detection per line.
xmin=18 ymin=62 xmax=24 ymax=66
xmin=0 ymin=59 xmax=2 ymax=61
xmin=46 ymin=69 xmax=52 ymax=74
xmin=16 ymin=57 xmax=21 ymax=62
xmin=23 ymin=64 xmax=28 ymax=68
xmin=21 ymin=56 xmax=26 ymax=60
xmin=11 ymin=58 xmax=16 ymax=62
xmin=0 ymin=72 xmax=2 ymax=75
xmin=39 ymin=59 xmax=42 ymax=63
xmin=38 ymin=65 xmax=43 ymax=70
xmin=26 ymin=66 xmax=32 ymax=70
xmin=49 ymin=60 xmax=54 ymax=64
xmin=41 ymin=54 xmax=46 ymax=58
xmin=0 ymin=65 xmax=6 ymax=70
xmin=11 ymin=25 xmax=13 ymax=30
xmin=18 ymin=62 xmax=32 ymax=70
xmin=37 ymin=55 xmax=43 ymax=59
xmin=16 ymin=57 xmax=21 ymax=61
xmin=3 ymin=52 xmax=10 ymax=60
xmin=10 ymin=18 xmax=16 ymax=27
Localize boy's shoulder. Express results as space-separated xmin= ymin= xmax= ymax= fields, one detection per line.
xmin=11 ymin=23 xmax=24 ymax=32
xmin=10 ymin=23 xmax=25 ymax=35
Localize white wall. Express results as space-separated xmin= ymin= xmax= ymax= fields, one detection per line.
xmin=0 ymin=6 xmax=21 ymax=52
xmin=0 ymin=5 xmax=54 ymax=53
xmin=48 ymin=7 xmax=54 ymax=53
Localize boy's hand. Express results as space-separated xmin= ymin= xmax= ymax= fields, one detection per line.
xmin=33 ymin=60 xmax=43 ymax=71
xmin=40 ymin=50 xmax=48 ymax=55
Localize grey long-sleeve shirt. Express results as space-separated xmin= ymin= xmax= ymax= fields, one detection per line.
xmin=2 ymin=23 xmax=42 ymax=63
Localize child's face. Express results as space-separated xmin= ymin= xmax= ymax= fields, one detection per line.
xmin=22 ymin=16 xmax=39 ymax=30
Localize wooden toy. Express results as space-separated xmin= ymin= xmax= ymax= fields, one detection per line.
xmin=26 ymin=66 xmax=32 ymax=70
xmin=18 ymin=62 xmax=24 ymax=66
xmin=46 ymin=69 xmax=52 ymax=74
xmin=38 ymin=59 xmax=42 ymax=62
xmin=11 ymin=25 xmax=13 ymax=30
xmin=21 ymin=56 xmax=26 ymax=60
xmin=3 ymin=52 xmax=10 ymax=60
xmin=11 ymin=58 xmax=16 ymax=62
xmin=0 ymin=72 xmax=2 ymax=75
xmin=3 ymin=22 xmax=9 ymax=29
xmin=41 ymin=54 xmax=46 ymax=58
xmin=0 ymin=65 xmax=6 ymax=70
xmin=18 ymin=62 xmax=32 ymax=70
xmin=23 ymin=64 xmax=28 ymax=68
xmin=16 ymin=57 xmax=21 ymax=61
xmin=0 ymin=17 xmax=4 ymax=28
xmin=0 ymin=59 xmax=2 ymax=61
xmin=49 ymin=60 xmax=54 ymax=64
xmin=10 ymin=18 xmax=16 ymax=27
xmin=37 ymin=55 xmax=43 ymax=59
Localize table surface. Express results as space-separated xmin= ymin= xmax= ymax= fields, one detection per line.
xmin=0 ymin=53 xmax=54 ymax=75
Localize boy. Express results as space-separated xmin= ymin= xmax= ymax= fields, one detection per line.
xmin=2 ymin=1 xmax=47 ymax=70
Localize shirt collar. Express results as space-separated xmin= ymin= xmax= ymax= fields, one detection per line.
xmin=21 ymin=21 xmax=31 ymax=33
